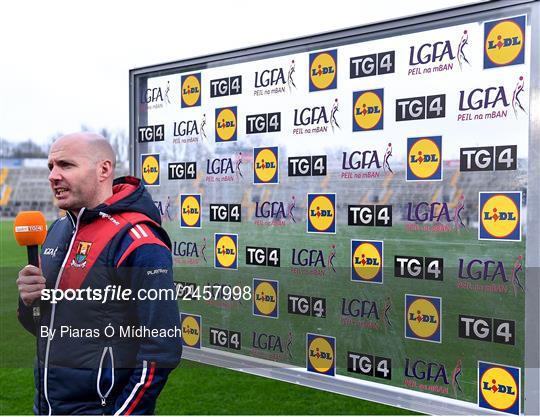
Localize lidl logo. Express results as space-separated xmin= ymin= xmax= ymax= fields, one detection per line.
xmin=405 ymin=294 xmax=442 ymax=343
xmin=351 ymin=240 xmax=383 ymax=284
xmin=478 ymin=361 xmax=520 ymax=415
xmin=484 ymin=15 xmax=525 ymax=69
xmin=181 ymin=313 xmax=201 ymax=349
xmin=215 ymin=107 xmax=237 ymax=142
xmin=181 ymin=73 xmax=201 ymax=107
xmin=306 ymin=333 xmax=335 ymax=376
xmin=141 ymin=153 xmax=160 ymax=186
xmin=253 ymin=278 xmax=279 ymax=318
xmin=180 ymin=194 xmax=201 ymax=228
xmin=214 ymin=233 xmax=238 ymax=270
xmin=479 ymin=192 xmax=521 ymax=241
xmin=353 ymin=89 xmax=384 ymax=131
xmin=253 ymin=147 xmax=279 ymax=184
xmin=307 ymin=193 xmax=336 ymax=234
xmin=309 ymin=49 xmax=337 ymax=92
xmin=406 ymin=136 xmax=442 ymax=181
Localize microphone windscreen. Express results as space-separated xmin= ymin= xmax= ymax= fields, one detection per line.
xmin=14 ymin=211 xmax=47 ymax=246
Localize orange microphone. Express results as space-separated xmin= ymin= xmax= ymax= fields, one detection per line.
xmin=14 ymin=211 xmax=47 ymax=319
xmin=14 ymin=211 xmax=47 ymax=267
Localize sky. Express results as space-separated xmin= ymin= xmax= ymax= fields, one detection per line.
xmin=1 ymin=0 xmax=478 ymax=144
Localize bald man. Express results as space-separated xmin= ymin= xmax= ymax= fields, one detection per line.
xmin=17 ymin=132 xmax=181 ymax=415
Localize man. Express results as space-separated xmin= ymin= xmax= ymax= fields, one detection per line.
xmin=16 ymin=132 xmax=181 ymax=415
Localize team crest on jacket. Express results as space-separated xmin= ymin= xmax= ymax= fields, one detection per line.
xmin=71 ymin=241 xmax=92 ymax=268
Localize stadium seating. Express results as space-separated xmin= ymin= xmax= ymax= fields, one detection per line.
xmin=1 ymin=157 xmax=524 ymax=224
xmin=0 ymin=165 xmax=128 ymax=220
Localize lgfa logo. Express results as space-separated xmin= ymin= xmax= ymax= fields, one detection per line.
xmin=215 ymin=107 xmax=237 ymax=142
xmin=408 ymin=30 xmax=470 ymax=69
xmin=405 ymin=294 xmax=442 ymax=343
xmin=484 ymin=15 xmax=526 ymax=69
xmin=140 ymin=81 xmax=170 ymax=109
xmin=180 ymin=194 xmax=201 ymax=228
xmin=479 ymin=192 xmax=521 ymax=241
xmin=307 ymin=193 xmax=336 ymax=234
xmin=253 ymin=147 xmax=279 ymax=184
xmin=180 ymin=313 xmax=201 ymax=349
xmin=181 ymin=73 xmax=201 ymax=107
xmin=309 ymin=49 xmax=337 ymax=92
xmin=406 ymin=136 xmax=442 ymax=181
xmin=351 ymin=240 xmax=383 ymax=284
xmin=478 ymin=361 xmax=520 ymax=415
xmin=253 ymin=278 xmax=279 ymax=318
xmin=306 ymin=333 xmax=335 ymax=376
xmin=353 ymin=89 xmax=384 ymax=131
xmin=141 ymin=153 xmax=160 ymax=186
xmin=214 ymin=233 xmax=238 ymax=270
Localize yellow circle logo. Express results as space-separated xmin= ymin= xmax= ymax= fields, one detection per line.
xmin=480 ymin=366 xmax=518 ymax=411
xmin=254 ymin=280 xmax=278 ymax=317
xmin=352 ymin=242 xmax=382 ymax=281
xmin=310 ymin=52 xmax=337 ymax=90
xmin=308 ymin=195 xmax=335 ymax=233
xmin=353 ymin=90 xmax=383 ymax=130
xmin=181 ymin=74 xmax=201 ymax=107
xmin=215 ymin=235 xmax=237 ymax=268
xmin=215 ymin=108 xmax=237 ymax=141
xmin=180 ymin=195 xmax=201 ymax=227
xmin=181 ymin=315 xmax=200 ymax=347
xmin=308 ymin=337 xmax=334 ymax=373
xmin=408 ymin=138 xmax=441 ymax=180
xmin=254 ymin=148 xmax=278 ymax=183
xmin=407 ymin=298 xmax=440 ymax=339
xmin=481 ymin=194 xmax=519 ymax=239
xmin=485 ymin=20 xmax=524 ymax=66
xmin=141 ymin=154 xmax=159 ymax=186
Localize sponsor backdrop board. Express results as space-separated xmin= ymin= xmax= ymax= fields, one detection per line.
xmin=130 ymin=1 xmax=539 ymax=415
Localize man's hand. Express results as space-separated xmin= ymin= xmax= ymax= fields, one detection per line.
xmin=17 ymin=265 xmax=46 ymax=307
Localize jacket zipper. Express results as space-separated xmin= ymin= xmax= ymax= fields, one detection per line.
xmin=97 ymin=346 xmax=115 ymax=407
xmin=43 ymin=209 xmax=84 ymax=416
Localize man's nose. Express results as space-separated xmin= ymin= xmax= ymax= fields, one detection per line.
xmin=48 ymin=166 xmax=61 ymax=182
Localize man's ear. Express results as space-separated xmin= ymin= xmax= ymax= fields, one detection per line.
xmin=98 ymin=160 xmax=114 ymax=182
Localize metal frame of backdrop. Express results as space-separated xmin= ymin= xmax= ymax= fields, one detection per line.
xmin=129 ymin=1 xmax=539 ymax=415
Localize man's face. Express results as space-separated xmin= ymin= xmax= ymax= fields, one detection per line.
xmin=48 ymin=138 xmax=100 ymax=212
